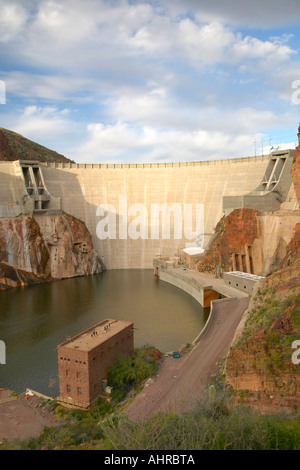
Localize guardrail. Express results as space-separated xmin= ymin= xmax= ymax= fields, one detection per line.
xmin=192 ymin=298 xmax=235 ymax=344
xmin=44 ymin=154 xmax=270 ymax=170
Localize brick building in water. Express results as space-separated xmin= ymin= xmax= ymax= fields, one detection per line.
xmin=57 ymin=319 xmax=134 ymax=408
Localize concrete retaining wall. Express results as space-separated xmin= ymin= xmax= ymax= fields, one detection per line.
xmin=193 ymin=298 xmax=235 ymax=344
xmin=159 ymin=269 xmax=205 ymax=306
xmin=157 ymin=268 xmax=243 ymax=346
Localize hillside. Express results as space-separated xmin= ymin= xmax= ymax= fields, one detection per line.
xmin=0 ymin=127 xmax=73 ymax=163
xmin=225 ymin=125 xmax=300 ymax=412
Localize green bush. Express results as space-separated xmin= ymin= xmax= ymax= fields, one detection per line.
xmin=101 ymin=406 xmax=300 ymax=451
xmin=90 ymin=397 xmax=114 ymax=419
xmin=21 ymin=418 xmax=103 ymax=450
xmin=107 ymin=349 xmax=158 ymax=397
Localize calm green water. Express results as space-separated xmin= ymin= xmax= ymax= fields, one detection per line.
xmin=0 ymin=270 xmax=208 ymax=397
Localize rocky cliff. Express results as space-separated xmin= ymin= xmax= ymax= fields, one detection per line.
xmin=0 ymin=213 xmax=104 ymax=290
xmin=225 ymin=275 xmax=300 ymax=412
xmin=196 ymin=208 xmax=260 ymax=275
xmin=224 ymin=124 xmax=300 ymax=413
xmin=196 ymin=206 xmax=299 ymax=277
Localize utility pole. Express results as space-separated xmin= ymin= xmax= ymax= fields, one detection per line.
xmin=254 ymin=139 xmax=257 ymax=157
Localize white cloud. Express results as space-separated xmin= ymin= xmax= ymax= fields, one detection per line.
xmin=0 ymin=1 xmax=28 ymax=42
xmin=76 ymin=122 xmax=145 ymax=160
xmin=127 ymin=14 xmax=295 ymax=69
xmin=72 ymin=109 xmax=291 ymax=164
xmin=178 ymin=20 xmax=235 ymax=64
xmin=1 ymin=1 xmax=299 ymax=164
xmin=169 ymin=0 xmax=300 ymax=28
xmin=4 ymin=71 xmax=99 ymax=102
xmin=11 ymin=105 xmax=77 ymax=153
xmin=2 ymin=0 xmax=294 ymax=73
xmin=232 ymin=36 xmax=295 ymax=65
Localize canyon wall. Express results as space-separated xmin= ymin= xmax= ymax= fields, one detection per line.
xmin=0 ymin=213 xmax=104 ymax=290
xmin=224 ymin=127 xmax=300 ymax=412
xmin=225 ymin=273 xmax=300 ymax=412
xmin=196 ymin=208 xmax=300 ymax=277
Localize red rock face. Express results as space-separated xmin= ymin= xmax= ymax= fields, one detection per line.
xmin=196 ymin=208 xmax=259 ymax=274
xmin=226 ymin=335 xmax=300 ymax=411
xmin=223 ymin=125 xmax=300 ymax=412
xmin=226 ymin=289 xmax=300 ymax=411
xmin=270 ymin=315 xmax=294 ymax=333
xmin=0 ymin=214 xmax=104 ymax=290
xmin=0 ymin=262 xmax=49 ymax=290
xmin=0 ymin=129 xmax=18 ymax=161
xmin=0 ymin=216 xmax=49 ymax=274
xmin=37 ymin=214 xmax=103 ymax=279
xmin=279 ymin=223 xmax=300 ymax=269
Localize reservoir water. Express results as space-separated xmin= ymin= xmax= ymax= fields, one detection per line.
xmin=0 ymin=269 xmax=209 ymax=397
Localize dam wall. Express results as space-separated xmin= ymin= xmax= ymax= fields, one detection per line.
xmin=0 ymin=162 xmax=25 ymax=217
xmin=0 ymin=154 xmax=297 ymax=269
xmin=42 ymin=156 xmax=271 ymax=269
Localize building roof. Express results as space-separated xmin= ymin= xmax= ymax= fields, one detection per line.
xmin=58 ymin=319 xmax=133 ymax=352
xmin=224 ymin=271 xmax=265 ymax=282
xmin=182 ymin=247 xmax=205 ymax=256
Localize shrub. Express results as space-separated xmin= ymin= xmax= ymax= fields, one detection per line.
xmin=23 ymin=418 xmax=103 ymax=450
xmin=101 ymin=405 xmax=300 ymax=450
xmin=107 ymin=349 xmax=159 ymax=399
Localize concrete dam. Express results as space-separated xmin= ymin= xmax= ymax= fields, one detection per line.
xmin=0 ymin=150 xmax=298 ymax=270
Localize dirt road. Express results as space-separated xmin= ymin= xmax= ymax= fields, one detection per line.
xmin=126 ymin=297 xmax=250 ymax=422
xmin=0 ymin=390 xmax=59 ymax=443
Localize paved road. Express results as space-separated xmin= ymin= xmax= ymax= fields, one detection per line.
xmin=126 ymin=296 xmax=250 ymax=422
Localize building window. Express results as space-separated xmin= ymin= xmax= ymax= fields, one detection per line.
xmin=66 ymin=370 xmax=70 ymax=376
xmin=76 ymin=372 xmax=80 ymax=378
xmin=77 ymin=387 xmax=82 ymax=396
xmin=67 ymin=385 xmax=71 ymax=393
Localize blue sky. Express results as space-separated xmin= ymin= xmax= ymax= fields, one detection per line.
xmin=0 ymin=0 xmax=300 ymax=163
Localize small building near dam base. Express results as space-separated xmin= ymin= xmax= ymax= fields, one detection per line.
xmin=223 ymin=271 xmax=265 ymax=295
xmin=57 ymin=319 xmax=134 ymax=408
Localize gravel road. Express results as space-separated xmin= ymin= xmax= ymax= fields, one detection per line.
xmin=126 ymin=297 xmax=250 ymax=422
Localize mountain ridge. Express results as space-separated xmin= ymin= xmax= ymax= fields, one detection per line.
xmin=0 ymin=127 xmax=73 ymax=163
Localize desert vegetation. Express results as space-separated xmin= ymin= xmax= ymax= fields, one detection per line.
xmin=1 ymin=373 xmax=299 ymax=450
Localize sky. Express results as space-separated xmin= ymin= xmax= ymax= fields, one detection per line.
xmin=0 ymin=0 xmax=300 ymax=164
